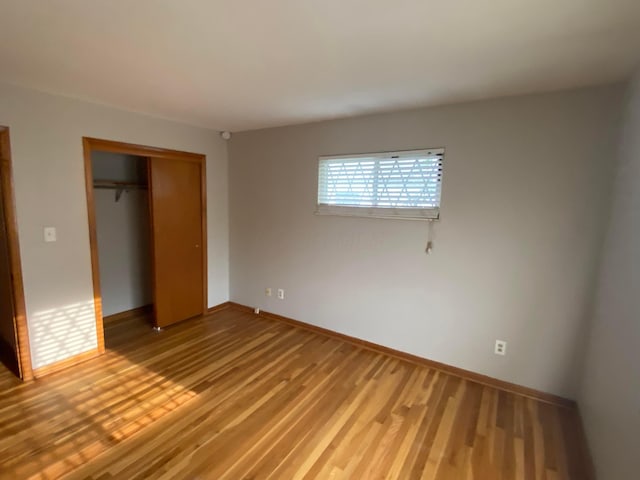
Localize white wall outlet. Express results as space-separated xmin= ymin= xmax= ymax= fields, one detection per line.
xmin=265 ymin=287 xmax=272 ymax=297
xmin=495 ymin=340 xmax=507 ymax=356
xmin=44 ymin=227 xmax=57 ymax=243
xmin=277 ymin=288 xmax=284 ymax=300
xmin=254 ymin=307 xmax=260 ymax=314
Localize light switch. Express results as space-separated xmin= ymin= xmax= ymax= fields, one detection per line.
xmin=44 ymin=227 xmax=57 ymax=243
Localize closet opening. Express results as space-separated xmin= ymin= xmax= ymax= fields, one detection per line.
xmin=83 ymin=137 xmax=207 ymax=357
xmin=91 ymin=151 xmax=153 ymax=347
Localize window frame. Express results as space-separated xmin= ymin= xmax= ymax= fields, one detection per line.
xmin=316 ymin=148 xmax=444 ymax=220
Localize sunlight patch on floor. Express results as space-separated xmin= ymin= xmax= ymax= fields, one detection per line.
xmin=9 ymin=351 xmax=197 ymax=480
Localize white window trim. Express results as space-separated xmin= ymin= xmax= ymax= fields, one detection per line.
xmin=316 ymin=148 xmax=444 ymax=221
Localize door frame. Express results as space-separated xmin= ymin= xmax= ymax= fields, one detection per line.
xmin=0 ymin=126 xmax=33 ymax=381
xmin=83 ymin=137 xmax=207 ymax=353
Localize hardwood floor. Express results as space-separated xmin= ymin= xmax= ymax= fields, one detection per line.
xmin=0 ymin=308 xmax=591 ymax=479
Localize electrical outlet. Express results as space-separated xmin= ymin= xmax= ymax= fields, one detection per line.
xmin=44 ymin=226 xmax=57 ymax=242
xmin=265 ymin=287 xmax=272 ymax=297
xmin=277 ymin=289 xmax=284 ymax=300
xmin=495 ymin=340 xmax=507 ymax=356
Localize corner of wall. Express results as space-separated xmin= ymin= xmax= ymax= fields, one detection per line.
xmin=576 ymin=70 xmax=640 ymax=480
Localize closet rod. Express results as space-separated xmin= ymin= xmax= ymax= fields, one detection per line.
xmin=93 ymin=180 xmax=147 ymax=202
xmin=93 ymin=180 xmax=147 ymax=188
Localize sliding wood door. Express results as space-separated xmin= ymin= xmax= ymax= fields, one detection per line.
xmin=149 ymin=156 xmax=206 ymax=328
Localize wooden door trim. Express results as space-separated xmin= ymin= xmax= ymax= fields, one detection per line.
xmin=84 ymin=137 xmax=205 ymax=162
xmin=83 ymin=138 xmax=105 ymax=354
xmin=200 ymin=155 xmax=208 ymax=314
xmin=0 ymin=126 xmax=33 ymax=381
xmin=83 ymin=137 xmax=208 ymax=353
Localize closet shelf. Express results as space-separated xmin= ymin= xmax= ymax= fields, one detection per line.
xmin=93 ymin=180 xmax=148 ymax=202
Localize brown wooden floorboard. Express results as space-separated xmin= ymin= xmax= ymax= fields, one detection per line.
xmin=0 ymin=308 xmax=591 ymax=479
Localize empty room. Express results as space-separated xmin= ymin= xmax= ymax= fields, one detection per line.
xmin=0 ymin=1 xmax=638 ymax=479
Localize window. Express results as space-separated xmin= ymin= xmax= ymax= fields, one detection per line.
xmin=317 ymin=148 xmax=444 ymax=220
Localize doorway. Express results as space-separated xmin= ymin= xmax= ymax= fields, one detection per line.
xmin=83 ymin=138 xmax=207 ymax=352
xmin=91 ymin=151 xmax=153 ymax=342
xmin=0 ymin=126 xmax=33 ymax=380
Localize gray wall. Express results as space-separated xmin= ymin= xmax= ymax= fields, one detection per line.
xmin=578 ymin=72 xmax=640 ymax=479
xmin=0 ymin=82 xmax=229 ymax=370
xmin=229 ymin=85 xmax=624 ymax=398
xmin=92 ymin=152 xmax=152 ymax=317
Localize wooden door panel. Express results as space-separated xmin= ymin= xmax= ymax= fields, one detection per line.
xmin=149 ymin=157 xmax=204 ymax=327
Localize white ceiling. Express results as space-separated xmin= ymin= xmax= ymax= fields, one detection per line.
xmin=0 ymin=1 xmax=639 ymax=132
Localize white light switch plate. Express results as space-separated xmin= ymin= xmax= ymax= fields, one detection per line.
xmin=44 ymin=227 xmax=57 ymax=242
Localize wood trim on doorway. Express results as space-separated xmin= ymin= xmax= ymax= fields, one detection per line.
xmin=0 ymin=127 xmax=33 ymax=381
xmin=83 ymin=137 xmax=208 ymax=354
xmin=199 ymin=155 xmax=208 ymax=315
xmin=83 ymin=137 xmax=206 ymax=162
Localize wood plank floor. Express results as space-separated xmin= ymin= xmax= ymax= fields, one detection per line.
xmin=0 ymin=307 xmax=591 ymax=479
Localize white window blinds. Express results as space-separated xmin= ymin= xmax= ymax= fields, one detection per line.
xmin=317 ymin=148 xmax=444 ymax=219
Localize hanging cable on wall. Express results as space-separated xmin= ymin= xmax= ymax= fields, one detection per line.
xmin=425 ymin=219 xmax=436 ymax=255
